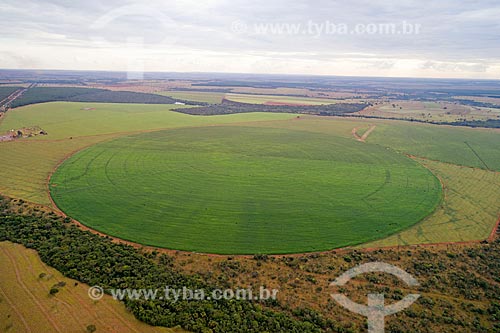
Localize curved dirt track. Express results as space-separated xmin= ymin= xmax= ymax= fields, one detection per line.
xmin=352 ymin=125 xmax=376 ymax=142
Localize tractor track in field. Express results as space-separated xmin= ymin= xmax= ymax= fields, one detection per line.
xmin=0 ymin=284 xmax=32 ymax=333
xmin=352 ymin=125 xmax=376 ymax=142
xmin=464 ymin=141 xmax=490 ymax=170
xmin=14 ymin=249 xmax=85 ymax=327
xmin=0 ymin=241 xmax=154 ymax=333
xmin=1 ymin=246 xmax=63 ymax=333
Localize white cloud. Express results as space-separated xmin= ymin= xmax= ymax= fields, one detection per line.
xmin=0 ymin=0 xmax=499 ymax=78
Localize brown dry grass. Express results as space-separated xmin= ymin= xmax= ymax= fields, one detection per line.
xmin=0 ymin=241 xmax=185 ymax=333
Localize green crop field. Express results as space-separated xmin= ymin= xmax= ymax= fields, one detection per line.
xmin=255 ymin=117 xmax=500 ymax=172
xmin=360 ymin=101 xmax=500 ymax=122
xmin=367 ymin=122 xmax=500 ymax=171
xmin=50 ymin=126 xmax=442 ymax=254
xmin=224 ymin=93 xmax=338 ymax=105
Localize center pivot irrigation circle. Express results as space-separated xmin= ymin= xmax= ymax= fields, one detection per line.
xmin=50 ymin=126 xmax=442 ymax=254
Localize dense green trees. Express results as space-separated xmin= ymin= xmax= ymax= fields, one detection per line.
xmin=10 ymin=87 xmax=180 ymax=107
xmin=176 ymin=99 xmax=367 ymax=116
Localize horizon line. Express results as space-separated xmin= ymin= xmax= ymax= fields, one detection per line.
xmin=1 ymin=68 xmax=499 ymax=82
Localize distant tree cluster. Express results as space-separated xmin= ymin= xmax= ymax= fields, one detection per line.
xmin=453 ymin=98 xmax=500 ymax=109
xmin=174 ymin=99 xmax=368 ymax=116
xmin=10 ymin=87 xmax=184 ymax=108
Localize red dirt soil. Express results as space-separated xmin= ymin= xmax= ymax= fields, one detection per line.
xmin=488 ymin=215 xmax=500 ymax=242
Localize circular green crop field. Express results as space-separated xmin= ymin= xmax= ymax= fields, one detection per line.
xmin=50 ymin=126 xmax=442 ymax=254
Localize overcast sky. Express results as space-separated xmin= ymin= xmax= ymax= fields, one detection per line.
xmin=1 ymin=0 xmax=499 ymax=79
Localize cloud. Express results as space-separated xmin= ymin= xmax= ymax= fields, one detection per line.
xmin=0 ymin=0 xmax=499 ymax=78
xmin=421 ymin=61 xmax=489 ymax=73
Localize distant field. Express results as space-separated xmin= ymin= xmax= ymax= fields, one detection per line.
xmin=232 ymin=116 xmax=497 ymax=171
xmin=358 ymin=101 xmax=500 ymax=122
xmin=50 ymin=126 xmax=441 ymax=254
xmin=229 ymin=87 xmax=312 ymax=96
xmin=368 ymin=121 xmax=500 ymax=171
xmin=227 ymin=87 xmax=362 ymax=98
xmin=157 ymin=91 xmax=225 ymax=104
xmin=453 ymin=95 xmax=500 ymax=105
xmin=224 ymin=93 xmax=338 ymax=105
xmin=0 ymin=241 xmax=180 ymax=333
xmin=235 ymin=116 xmax=372 ymax=139
xmin=0 ymin=102 xmax=294 ymax=140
